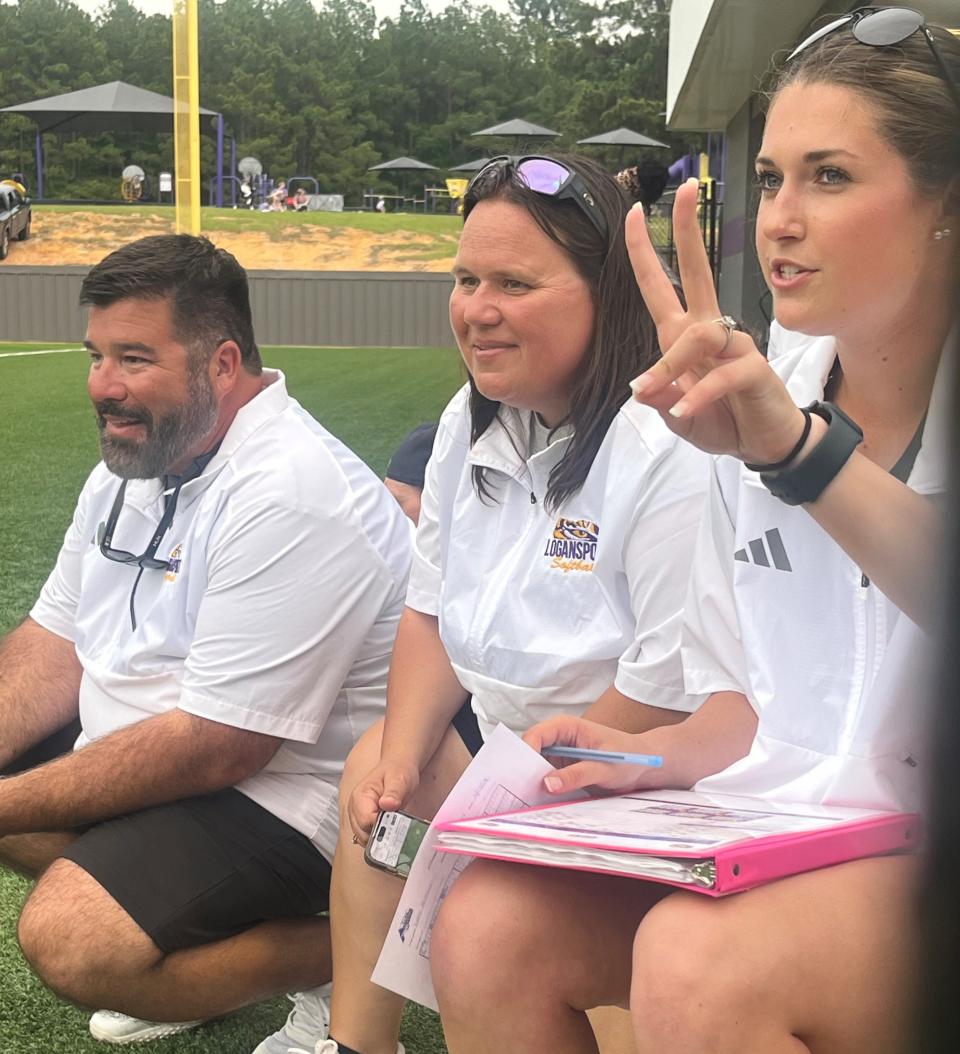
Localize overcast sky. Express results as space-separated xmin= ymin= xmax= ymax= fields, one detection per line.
xmin=70 ymin=0 xmax=514 ymax=19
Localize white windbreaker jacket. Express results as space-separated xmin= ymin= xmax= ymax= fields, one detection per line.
xmin=686 ymin=329 xmax=950 ymax=811
xmin=406 ymin=386 xmax=711 ymax=740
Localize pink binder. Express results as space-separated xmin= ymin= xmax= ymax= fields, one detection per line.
xmin=435 ymin=791 xmax=921 ymax=896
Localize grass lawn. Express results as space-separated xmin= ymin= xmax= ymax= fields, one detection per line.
xmin=30 ymin=202 xmax=682 ymax=250
xmin=34 ymin=204 xmax=463 ymax=238
xmin=0 ymin=342 xmax=463 ymax=1054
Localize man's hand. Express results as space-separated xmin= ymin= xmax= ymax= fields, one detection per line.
xmin=347 ymin=759 xmax=421 ymax=846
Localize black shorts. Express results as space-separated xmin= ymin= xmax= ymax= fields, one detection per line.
xmin=7 ymin=723 xmax=332 ymax=955
xmin=452 ymin=697 xmax=483 ymax=757
xmin=62 ymin=788 xmax=332 ymax=954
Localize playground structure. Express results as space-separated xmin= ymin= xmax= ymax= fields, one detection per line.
xmin=120 ymin=164 xmax=146 ymax=201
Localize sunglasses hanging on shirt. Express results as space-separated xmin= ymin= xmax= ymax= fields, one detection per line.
xmin=99 ymin=442 xmax=222 ymax=629
xmin=100 ymin=479 xmax=185 ymax=571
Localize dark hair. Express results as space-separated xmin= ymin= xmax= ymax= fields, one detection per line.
xmin=79 ymin=234 xmax=262 ymax=373
xmin=616 ymin=158 xmax=670 ymax=214
xmin=461 ymin=153 xmax=660 ymax=512
xmin=772 ymin=18 xmax=960 ymax=201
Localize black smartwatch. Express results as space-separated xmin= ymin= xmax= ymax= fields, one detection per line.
xmin=759 ymin=401 xmax=863 ymax=507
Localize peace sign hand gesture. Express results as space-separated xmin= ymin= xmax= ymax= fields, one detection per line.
xmin=628 ymin=179 xmax=806 ymax=465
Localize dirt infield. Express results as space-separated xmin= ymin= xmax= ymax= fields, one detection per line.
xmin=9 ymin=209 xmax=459 ymax=271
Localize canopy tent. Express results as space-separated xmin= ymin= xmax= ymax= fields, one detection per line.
xmin=0 ymin=81 xmax=225 ymax=204
xmin=577 ymin=127 xmax=669 ymax=168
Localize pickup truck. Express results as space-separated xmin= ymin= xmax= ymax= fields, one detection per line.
xmin=0 ymin=182 xmax=31 ymax=260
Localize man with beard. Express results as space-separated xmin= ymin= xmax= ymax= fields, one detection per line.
xmin=0 ymin=234 xmax=411 ymax=1045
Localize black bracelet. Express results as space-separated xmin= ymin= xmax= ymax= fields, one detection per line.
xmin=744 ymin=409 xmax=813 ymax=473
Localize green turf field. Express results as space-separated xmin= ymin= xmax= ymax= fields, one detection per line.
xmin=0 ymin=342 xmax=462 ymax=1054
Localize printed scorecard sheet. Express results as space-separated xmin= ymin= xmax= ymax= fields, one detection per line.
xmin=370 ymin=724 xmax=584 ymax=1010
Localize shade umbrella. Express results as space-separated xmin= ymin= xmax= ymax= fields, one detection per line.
xmin=577 ymin=127 xmax=669 ymax=168
xmin=472 ymin=118 xmax=560 ymax=154
xmin=449 ymin=157 xmax=492 ymax=172
xmin=368 ymin=156 xmax=437 ymax=205
xmin=368 ymin=156 xmax=437 ymax=173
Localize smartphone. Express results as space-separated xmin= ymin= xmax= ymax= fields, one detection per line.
xmin=363 ymin=810 xmax=430 ymax=879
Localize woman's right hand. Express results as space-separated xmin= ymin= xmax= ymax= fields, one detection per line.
xmin=347 ymin=758 xmax=421 ymax=846
xmin=523 ymin=715 xmax=684 ymax=797
xmin=627 ymin=180 xmax=807 ymax=466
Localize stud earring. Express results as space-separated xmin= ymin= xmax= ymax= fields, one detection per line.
xmin=934 ymin=227 xmax=952 ymax=240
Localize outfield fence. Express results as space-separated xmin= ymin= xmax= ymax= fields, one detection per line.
xmin=0 ymin=267 xmax=455 ymax=348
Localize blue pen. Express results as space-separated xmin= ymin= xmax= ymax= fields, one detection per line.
xmin=542 ymin=745 xmax=663 ymax=768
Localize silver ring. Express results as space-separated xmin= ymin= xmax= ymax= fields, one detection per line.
xmin=711 ymin=315 xmax=739 ymax=351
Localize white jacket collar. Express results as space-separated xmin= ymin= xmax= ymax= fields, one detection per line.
xmin=466 ymin=405 xmax=573 ymax=482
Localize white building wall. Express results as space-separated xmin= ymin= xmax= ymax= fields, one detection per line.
xmin=666 ymin=0 xmax=716 ymax=124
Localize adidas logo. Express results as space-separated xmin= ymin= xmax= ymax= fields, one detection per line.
xmin=734 ymin=528 xmax=792 ymax=572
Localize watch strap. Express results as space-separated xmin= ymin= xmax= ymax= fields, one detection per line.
xmin=759 ymin=401 xmax=864 ymax=506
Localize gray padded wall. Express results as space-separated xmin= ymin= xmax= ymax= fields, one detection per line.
xmin=0 ymin=267 xmax=454 ymax=348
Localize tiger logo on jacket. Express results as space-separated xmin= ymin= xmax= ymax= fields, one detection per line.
xmin=544 ymin=518 xmax=598 ymax=572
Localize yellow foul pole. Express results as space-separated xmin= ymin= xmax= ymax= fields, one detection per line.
xmin=172 ymin=0 xmax=201 ymax=235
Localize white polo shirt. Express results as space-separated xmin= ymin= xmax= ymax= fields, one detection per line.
xmin=31 ymin=371 xmax=412 ymax=859
xmin=406 ymin=386 xmax=711 ymax=739
xmin=684 ymin=334 xmax=950 ymax=812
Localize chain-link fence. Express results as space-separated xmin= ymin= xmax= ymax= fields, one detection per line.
xmin=646 ymin=182 xmax=723 ymax=289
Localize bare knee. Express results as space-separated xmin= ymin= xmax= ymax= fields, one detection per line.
xmin=19 ymin=859 xmax=156 ymax=1002
xmin=631 ymin=894 xmax=744 ymax=1044
xmin=432 ymin=860 xmax=563 ymax=1013
xmin=339 ymin=720 xmax=385 ymax=827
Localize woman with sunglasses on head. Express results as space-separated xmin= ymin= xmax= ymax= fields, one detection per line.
xmin=430 ymin=9 xmax=959 ymax=1054
xmin=268 ymin=154 xmax=717 ymax=1054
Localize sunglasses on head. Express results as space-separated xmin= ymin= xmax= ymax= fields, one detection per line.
xmin=787 ymin=6 xmax=960 ymax=114
xmin=468 ymin=155 xmax=609 ymax=240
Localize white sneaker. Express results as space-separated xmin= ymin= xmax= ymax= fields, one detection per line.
xmin=89 ymin=1010 xmax=204 ymax=1044
xmin=251 ymin=984 xmax=332 ymax=1054
xmin=302 ymin=1042 xmax=405 ymax=1054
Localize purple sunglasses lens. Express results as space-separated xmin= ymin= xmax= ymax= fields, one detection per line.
xmin=515 ymin=158 xmax=570 ymax=194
